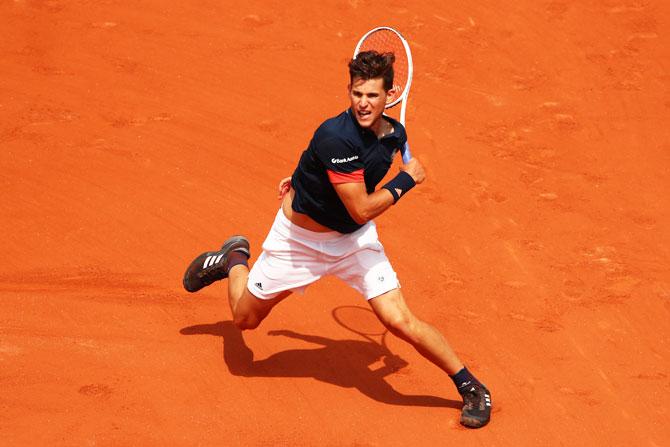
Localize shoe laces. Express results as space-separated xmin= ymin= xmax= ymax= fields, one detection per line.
xmin=198 ymin=253 xmax=228 ymax=280
xmin=460 ymin=383 xmax=489 ymax=410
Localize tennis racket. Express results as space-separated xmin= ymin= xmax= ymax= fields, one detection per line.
xmin=353 ymin=26 xmax=414 ymax=164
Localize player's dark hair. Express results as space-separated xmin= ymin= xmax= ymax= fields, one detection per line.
xmin=348 ymin=51 xmax=395 ymax=91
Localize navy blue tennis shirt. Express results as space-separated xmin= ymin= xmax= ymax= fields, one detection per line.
xmin=291 ymin=108 xmax=408 ymax=233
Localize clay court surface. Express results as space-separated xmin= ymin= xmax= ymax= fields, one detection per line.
xmin=2 ymin=1 xmax=669 ymax=445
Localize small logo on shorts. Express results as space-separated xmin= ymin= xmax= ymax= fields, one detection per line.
xmin=255 ymin=282 xmax=263 ymax=290
xmin=377 ymin=275 xmax=385 ymax=282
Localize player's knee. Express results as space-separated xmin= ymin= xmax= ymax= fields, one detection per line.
xmin=233 ymin=314 xmax=261 ymax=331
xmin=382 ymin=312 xmax=415 ymax=339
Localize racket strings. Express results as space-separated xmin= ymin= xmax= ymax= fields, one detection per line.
xmin=358 ymin=30 xmax=409 ymax=103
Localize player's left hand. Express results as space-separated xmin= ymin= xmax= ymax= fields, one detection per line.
xmin=278 ymin=176 xmax=292 ymax=200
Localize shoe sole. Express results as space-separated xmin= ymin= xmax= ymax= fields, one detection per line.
xmin=460 ymin=414 xmax=490 ymax=429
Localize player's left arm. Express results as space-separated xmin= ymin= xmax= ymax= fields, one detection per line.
xmin=334 ymin=182 xmax=395 ymax=224
xmin=334 ymin=158 xmax=426 ymax=224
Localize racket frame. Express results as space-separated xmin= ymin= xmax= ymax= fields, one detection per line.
xmin=353 ymin=26 xmax=414 ymax=163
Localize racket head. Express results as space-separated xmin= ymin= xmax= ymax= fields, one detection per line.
xmin=353 ymin=27 xmax=413 ymax=109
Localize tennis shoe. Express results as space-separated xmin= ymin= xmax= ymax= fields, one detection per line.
xmin=458 ymin=382 xmax=492 ymax=428
xmin=182 ymin=236 xmax=250 ymax=293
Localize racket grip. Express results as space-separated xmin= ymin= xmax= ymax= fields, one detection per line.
xmin=401 ymin=141 xmax=412 ymax=164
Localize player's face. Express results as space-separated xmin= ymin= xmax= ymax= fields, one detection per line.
xmin=348 ymin=77 xmax=389 ymax=131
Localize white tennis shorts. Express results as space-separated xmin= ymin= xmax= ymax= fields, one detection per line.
xmin=247 ymin=209 xmax=399 ymax=300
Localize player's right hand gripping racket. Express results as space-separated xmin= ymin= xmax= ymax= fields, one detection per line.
xmin=354 ymin=26 xmax=414 ymax=163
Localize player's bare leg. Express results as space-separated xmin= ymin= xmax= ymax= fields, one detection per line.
xmin=368 ymin=288 xmax=463 ymax=374
xmin=183 ymin=236 xmax=287 ymax=330
xmin=369 ymin=288 xmax=492 ymax=428
xmin=227 ymin=264 xmax=290 ymax=330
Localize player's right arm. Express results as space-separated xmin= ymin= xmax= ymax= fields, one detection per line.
xmin=277 ymin=176 xmax=292 ymax=200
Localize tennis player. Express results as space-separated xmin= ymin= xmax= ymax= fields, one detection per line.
xmin=183 ymin=51 xmax=492 ymax=428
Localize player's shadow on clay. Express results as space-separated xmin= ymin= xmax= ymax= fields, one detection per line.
xmin=180 ymin=320 xmax=460 ymax=409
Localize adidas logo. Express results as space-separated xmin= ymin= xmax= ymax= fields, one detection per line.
xmin=254 ymin=282 xmax=263 ymax=290
xmin=485 ymin=393 xmax=491 ymax=407
xmin=394 ymin=187 xmax=403 ymax=197
xmin=203 ymin=254 xmax=224 ymax=268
